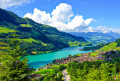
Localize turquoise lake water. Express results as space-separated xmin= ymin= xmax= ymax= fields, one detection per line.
xmin=27 ymin=46 xmax=92 ymax=69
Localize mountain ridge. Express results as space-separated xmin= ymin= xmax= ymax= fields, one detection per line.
xmin=0 ymin=8 xmax=91 ymax=54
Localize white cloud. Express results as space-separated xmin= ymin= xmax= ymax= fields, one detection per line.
xmin=51 ymin=3 xmax=73 ymax=23
xmin=24 ymin=8 xmax=52 ymax=24
xmin=82 ymin=26 xmax=120 ymax=33
xmin=0 ymin=0 xmax=31 ymax=9
xmin=67 ymin=15 xmax=95 ymax=30
xmin=24 ymin=3 xmax=95 ymax=31
xmin=95 ymin=26 xmax=120 ymax=33
xmin=85 ymin=18 xmax=95 ymax=25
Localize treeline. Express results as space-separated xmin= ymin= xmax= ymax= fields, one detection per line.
xmin=67 ymin=61 xmax=120 ymax=81
xmin=82 ymin=44 xmax=105 ymax=51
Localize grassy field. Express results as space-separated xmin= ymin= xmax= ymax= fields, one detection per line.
xmin=41 ymin=42 xmax=48 ymax=46
xmin=100 ymin=42 xmax=120 ymax=51
xmin=33 ymin=64 xmax=67 ymax=75
xmin=19 ymin=38 xmax=48 ymax=46
xmin=0 ymin=27 xmax=16 ymax=33
xmin=42 ymin=24 xmax=51 ymax=28
xmin=34 ymin=69 xmax=54 ymax=75
xmin=20 ymin=24 xmax=32 ymax=27
xmin=18 ymin=38 xmax=39 ymax=43
xmin=89 ymin=42 xmax=120 ymax=57
xmin=68 ymin=41 xmax=81 ymax=46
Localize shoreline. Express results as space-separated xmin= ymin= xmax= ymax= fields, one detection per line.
xmin=31 ymin=45 xmax=93 ymax=55
xmin=27 ymin=46 xmax=93 ymax=69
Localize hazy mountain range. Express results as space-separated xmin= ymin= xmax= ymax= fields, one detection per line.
xmin=69 ymin=32 xmax=120 ymax=44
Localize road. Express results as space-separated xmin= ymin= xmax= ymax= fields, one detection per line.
xmin=62 ymin=69 xmax=70 ymax=81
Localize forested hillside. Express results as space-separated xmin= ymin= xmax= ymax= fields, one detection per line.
xmin=0 ymin=8 xmax=91 ymax=54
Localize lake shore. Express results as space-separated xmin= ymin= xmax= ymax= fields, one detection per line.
xmin=27 ymin=46 xmax=93 ymax=69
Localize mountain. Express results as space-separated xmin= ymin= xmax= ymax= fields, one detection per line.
xmin=0 ymin=8 xmax=90 ymax=54
xmin=69 ymin=32 xmax=120 ymax=44
xmin=107 ymin=32 xmax=120 ymax=39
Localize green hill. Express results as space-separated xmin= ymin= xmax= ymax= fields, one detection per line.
xmin=85 ymin=38 xmax=120 ymax=57
xmin=0 ymin=8 xmax=91 ymax=54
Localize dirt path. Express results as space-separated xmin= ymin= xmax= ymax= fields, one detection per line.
xmin=62 ymin=69 xmax=70 ymax=81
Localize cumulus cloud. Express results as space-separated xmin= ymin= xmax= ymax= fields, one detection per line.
xmin=0 ymin=0 xmax=31 ymax=9
xmin=24 ymin=8 xmax=52 ymax=24
xmin=67 ymin=15 xmax=95 ymax=30
xmin=24 ymin=3 xmax=95 ymax=31
xmin=51 ymin=3 xmax=73 ymax=23
xmin=83 ymin=26 xmax=120 ymax=33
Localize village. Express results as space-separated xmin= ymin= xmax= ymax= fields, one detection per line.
xmin=28 ymin=50 xmax=120 ymax=79
xmin=44 ymin=50 xmax=120 ymax=69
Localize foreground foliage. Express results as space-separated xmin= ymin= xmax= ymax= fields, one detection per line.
xmin=32 ymin=64 xmax=66 ymax=81
xmin=67 ymin=61 xmax=120 ymax=81
xmin=0 ymin=35 xmax=30 ymax=81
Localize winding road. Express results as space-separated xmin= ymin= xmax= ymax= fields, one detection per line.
xmin=62 ymin=69 xmax=70 ymax=81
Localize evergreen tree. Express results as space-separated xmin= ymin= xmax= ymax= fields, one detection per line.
xmin=0 ymin=34 xmax=30 ymax=81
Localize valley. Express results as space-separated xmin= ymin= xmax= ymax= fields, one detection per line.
xmin=0 ymin=1 xmax=120 ymax=81
xmin=0 ymin=8 xmax=91 ymax=55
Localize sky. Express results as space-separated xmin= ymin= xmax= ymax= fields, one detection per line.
xmin=0 ymin=0 xmax=120 ymax=33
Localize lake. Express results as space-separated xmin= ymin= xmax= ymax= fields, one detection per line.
xmin=27 ymin=46 xmax=93 ymax=69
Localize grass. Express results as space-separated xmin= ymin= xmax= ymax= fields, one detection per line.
xmin=43 ymin=30 xmax=46 ymax=31
xmin=81 ymin=43 xmax=90 ymax=46
xmin=42 ymin=24 xmax=51 ymax=28
xmin=31 ymin=51 xmax=37 ymax=54
xmin=0 ymin=27 xmax=16 ymax=33
xmin=32 ymin=64 xmax=67 ymax=76
xmin=18 ymin=38 xmax=39 ymax=43
xmin=50 ymin=65 xmax=60 ymax=69
xmin=50 ymin=64 xmax=67 ymax=69
xmin=68 ymin=41 xmax=80 ymax=46
xmin=38 ymin=51 xmax=51 ymax=54
xmin=41 ymin=42 xmax=48 ymax=46
xmin=76 ymin=54 xmax=82 ymax=57
xmin=100 ymin=42 xmax=120 ymax=51
xmin=68 ymin=41 xmax=92 ymax=46
xmin=34 ymin=69 xmax=54 ymax=75
xmin=20 ymin=24 xmax=32 ymax=27
xmin=0 ymin=43 xmax=8 ymax=50
xmin=90 ymin=52 xmax=99 ymax=57
xmin=89 ymin=42 xmax=120 ymax=57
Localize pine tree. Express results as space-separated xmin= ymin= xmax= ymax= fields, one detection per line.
xmin=0 ymin=34 xmax=30 ymax=81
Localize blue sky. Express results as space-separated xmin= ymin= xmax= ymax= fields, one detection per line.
xmin=1 ymin=0 xmax=120 ymax=33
